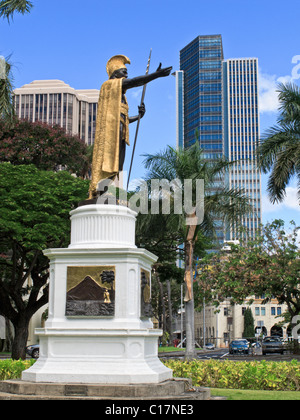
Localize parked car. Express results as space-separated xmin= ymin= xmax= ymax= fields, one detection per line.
xmin=205 ymin=343 xmax=215 ymax=350
xmin=262 ymin=337 xmax=284 ymax=355
xmin=229 ymin=339 xmax=250 ymax=354
xmin=26 ymin=344 xmax=40 ymax=359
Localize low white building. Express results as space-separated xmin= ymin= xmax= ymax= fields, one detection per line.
xmin=195 ymin=297 xmax=289 ymax=348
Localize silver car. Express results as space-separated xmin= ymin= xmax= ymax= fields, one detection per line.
xmin=262 ymin=337 xmax=284 ymax=355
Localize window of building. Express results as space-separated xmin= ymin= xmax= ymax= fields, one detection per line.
xmin=255 ymin=307 xmax=260 ymax=316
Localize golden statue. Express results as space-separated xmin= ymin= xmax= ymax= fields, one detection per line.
xmin=88 ymin=54 xmax=172 ymax=199
xmin=103 ymin=288 xmax=111 ymax=304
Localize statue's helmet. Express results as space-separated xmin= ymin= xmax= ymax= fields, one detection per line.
xmin=106 ymin=55 xmax=131 ymax=78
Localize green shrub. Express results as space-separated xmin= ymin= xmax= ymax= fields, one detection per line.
xmin=164 ymin=359 xmax=300 ymax=391
xmin=0 ymin=359 xmax=35 ymax=380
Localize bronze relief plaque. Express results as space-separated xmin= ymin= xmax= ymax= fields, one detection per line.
xmin=141 ymin=269 xmax=153 ymax=318
xmin=66 ymin=266 xmax=115 ymax=317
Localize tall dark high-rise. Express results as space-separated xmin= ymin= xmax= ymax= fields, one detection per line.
xmin=176 ymin=35 xmax=261 ymax=241
xmin=180 ymin=35 xmax=223 ymax=157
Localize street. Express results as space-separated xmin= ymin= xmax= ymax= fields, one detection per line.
xmin=159 ymin=347 xmax=300 ymax=362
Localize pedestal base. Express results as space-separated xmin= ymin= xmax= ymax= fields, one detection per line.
xmin=22 ymin=327 xmax=171 ymax=384
xmin=22 ymin=204 xmax=173 ymax=385
xmin=0 ymin=379 xmax=212 ymax=400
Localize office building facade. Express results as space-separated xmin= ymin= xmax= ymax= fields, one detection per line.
xmin=176 ymin=35 xmax=261 ymax=241
xmin=175 ymin=70 xmax=185 ymax=149
xmin=179 ymin=35 xmax=223 ymax=158
xmin=14 ymin=80 xmax=99 ymax=145
xmin=223 ymin=58 xmax=261 ymax=240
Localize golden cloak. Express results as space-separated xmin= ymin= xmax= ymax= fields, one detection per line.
xmin=89 ymin=78 xmax=129 ymax=198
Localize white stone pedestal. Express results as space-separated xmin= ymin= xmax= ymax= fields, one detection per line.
xmin=22 ymin=205 xmax=172 ymax=384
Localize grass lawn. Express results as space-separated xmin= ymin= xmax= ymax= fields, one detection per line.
xmin=158 ymin=346 xmax=185 ymax=353
xmin=211 ymin=388 xmax=300 ymax=400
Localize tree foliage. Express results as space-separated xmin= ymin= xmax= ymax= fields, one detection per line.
xmin=200 ymin=220 xmax=300 ymax=324
xmin=0 ymin=163 xmax=89 ymax=359
xmin=243 ymin=308 xmax=255 ymax=339
xmin=0 ymin=0 xmax=33 ymax=22
xmin=257 ymin=82 xmax=300 ymax=204
xmin=142 ymin=143 xmax=253 ymax=358
xmin=0 ymin=119 xmax=89 ymax=177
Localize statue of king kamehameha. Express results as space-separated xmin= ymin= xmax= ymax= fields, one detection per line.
xmin=88 ymin=54 xmax=172 ymax=199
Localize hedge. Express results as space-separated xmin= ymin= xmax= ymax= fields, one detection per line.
xmin=164 ymin=359 xmax=300 ymax=391
xmin=2 ymin=358 xmax=300 ymax=392
xmin=0 ymin=359 xmax=35 ymax=381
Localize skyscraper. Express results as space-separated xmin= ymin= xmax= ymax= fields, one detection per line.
xmin=176 ymin=35 xmax=261 ymax=241
xmin=175 ymin=70 xmax=185 ymax=150
xmin=14 ymin=80 xmax=99 ymax=145
xmin=179 ymin=35 xmax=223 ymax=159
xmin=223 ymin=58 xmax=261 ymax=240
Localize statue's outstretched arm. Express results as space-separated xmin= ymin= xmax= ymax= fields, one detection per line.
xmin=123 ymin=64 xmax=172 ymax=91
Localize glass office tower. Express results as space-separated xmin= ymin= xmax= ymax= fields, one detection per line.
xmin=223 ymin=58 xmax=261 ymax=240
xmin=179 ymin=35 xmax=225 ymax=243
xmin=179 ymin=35 xmax=223 ymax=158
xmin=177 ymin=35 xmax=261 ymax=242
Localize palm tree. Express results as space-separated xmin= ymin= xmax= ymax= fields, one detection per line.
xmin=0 ymin=55 xmax=15 ymax=122
xmin=143 ymin=143 xmax=253 ymax=359
xmin=0 ymin=0 xmax=33 ymax=21
xmin=257 ymin=82 xmax=300 ymax=204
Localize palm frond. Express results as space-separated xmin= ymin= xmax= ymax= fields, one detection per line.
xmin=257 ymin=129 xmax=296 ymax=173
xmin=277 ymin=82 xmax=300 ymax=125
xmin=204 ymin=187 xmax=253 ymax=227
xmin=142 ymin=144 xmax=253 ymax=244
xmin=267 ymin=142 xmax=299 ymax=203
xmin=0 ymin=0 xmax=33 ymax=22
xmin=256 ymin=82 xmax=300 ymax=204
xmin=0 ymin=55 xmax=15 ymax=122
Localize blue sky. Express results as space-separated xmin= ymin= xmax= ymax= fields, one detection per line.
xmin=0 ymin=0 xmax=299 ymax=228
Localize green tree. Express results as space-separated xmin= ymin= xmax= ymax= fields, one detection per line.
xmin=0 ymin=163 xmax=89 ymax=359
xmin=243 ymin=308 xmax=255 ymax=339
xmin=0 ymin=0 xmax=33 ymax=21
xmin=143 ymin=143 xmax=253 ymax=359
xmin=134 ymin=196 xmax=185 ymax=337
xmin=0 ymin=119 xmax=89 ymax=177
xmin=202 ymin=220 xmax=300 ymax=351
xmin=257 ymin=82 xmax=300 ymax=204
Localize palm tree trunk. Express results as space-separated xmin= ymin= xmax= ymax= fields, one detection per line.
xmin=166 ymin=280 xmax=173 ymax=342
xmin=158 ymin=279 xmax=166 ymax=334
xmin=184 ymin=240 xmax=196 ymax=360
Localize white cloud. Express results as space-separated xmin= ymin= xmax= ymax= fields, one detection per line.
xmin=259 ymin=71 xmax=292 ymax=114
xmin=259 ymin=55 xmax=300 ymax=114
xmin=262 ymin=187 xmax=300 ymax=214
xmin=128 ymin=87 xmax=143 ymax=101
xmin=284 ymin=187 xmax=300 ymax=210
